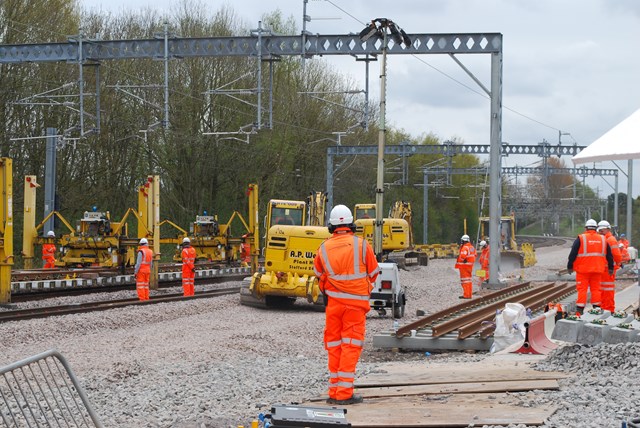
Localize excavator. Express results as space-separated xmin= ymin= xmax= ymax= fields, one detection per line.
xmin=477 ymin=213 xmax=537 ymax=270
xmin=353 ymin=201 xmax=428 ymax=268
xmin=240 ymin=191 xmax=330 ymax=308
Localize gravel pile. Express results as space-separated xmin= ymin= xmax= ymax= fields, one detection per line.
xmin=2 ymin=242 xmax=638 ymax=427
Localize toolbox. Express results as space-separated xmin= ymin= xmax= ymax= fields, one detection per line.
xmin=269 ymin=404 xmax=350 ymax=427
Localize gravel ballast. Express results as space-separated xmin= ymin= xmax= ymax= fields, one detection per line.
xmin=1 ymin=241 xmax=639 ymax=427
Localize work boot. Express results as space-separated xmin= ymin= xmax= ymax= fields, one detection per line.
xmin=333 ymin=394 xmax=364 ymax=405
xmin=326 ymin=397 xmax=337 ymax=404
xmin=576 ymin=306 xmax=584 ymax=315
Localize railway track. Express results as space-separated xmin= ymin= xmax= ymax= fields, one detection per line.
xmin=0 ymin=286 xmax=240 ymax=322
xmin=373 ymin=281 xmax=576 ymax=351
xmin=9 ymin=265 xmax=253 ymax=298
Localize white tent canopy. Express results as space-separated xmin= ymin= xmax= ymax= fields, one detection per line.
xmin=572 ymin=108 xmax=640 ymax=164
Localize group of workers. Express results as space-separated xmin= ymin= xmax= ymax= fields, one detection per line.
xmin=567 ymin=218 xmax=629 ymax=315
xmin=133 ymin=237 xmax=196 ymax=300
xmin=40 ymin=231 xmax=197 ymax=300
xmin=451 ymin=218 xmax=632 ymax=315
xmin=454 ymin=235 xmax=490 ymax=299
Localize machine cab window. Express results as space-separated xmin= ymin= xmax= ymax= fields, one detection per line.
xmin=270 ymin=207 xmax=303 ymax=226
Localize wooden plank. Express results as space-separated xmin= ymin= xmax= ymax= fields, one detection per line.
xmin=306 ymin=395 xmax=556 ymax=427
xmin=356 ymin=379 xmax=558 ymax=398
xmin=357 ymin=359 xmax=568 ymax=387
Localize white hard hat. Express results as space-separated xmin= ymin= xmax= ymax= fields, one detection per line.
xmin=597 ymin=220 xmax=611 ymax=231
xmin=461 ymin=234 xmax=470 ymax=242
xmin=329 ymin=205 xmax=353 ymax=226
xmin=182 ymin=237 xmax=191 ymax=244
xmin=480 ymin=240 xmax=487 ymax=247
xmin=139 ymin=238 xmax=148 ymax=245
xmin=585 ymin=219 xmax=598 ymax=229
xmin=46 ymin=230 xmax=55 ymax=238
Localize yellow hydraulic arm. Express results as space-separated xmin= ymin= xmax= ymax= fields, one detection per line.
xmin=0 ymin=159 xmax=12 ymax=304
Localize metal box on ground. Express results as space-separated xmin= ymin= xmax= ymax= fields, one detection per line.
xmin=269 ymin=404 xmax=350 ymax=427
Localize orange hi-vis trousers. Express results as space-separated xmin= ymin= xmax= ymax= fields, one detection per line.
xmin=457 ymin=266 xmax=473 ymax=298
xmin=182 ymin=270 xmax=195 ymax=297
xmin=600 ymin=268 xmax=618 ymax=312
xmin=575 ymin=272 xmax=601 ymax=309
xmin=324 ymin=301 xmax=366 ymax=401
xmin=136 ymin=271 xmax=150 ymax=301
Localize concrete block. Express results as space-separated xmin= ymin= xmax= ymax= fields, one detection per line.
xmin=551 ymin=319 xmax=584 ymax=343
xmin=604 ymin=327 xmax=640 ymax=344
xmin=577 ymin=322 xmax=611 ymax=345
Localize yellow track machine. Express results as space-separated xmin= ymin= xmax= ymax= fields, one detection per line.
xmin=240 ymin=192 xmax=330 ymax=308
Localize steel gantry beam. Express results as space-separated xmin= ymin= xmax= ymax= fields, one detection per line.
xmin=0 ymin=33 xmax=502 ymax=63
xmin=326 ymin=142 xmax=588 ymax=209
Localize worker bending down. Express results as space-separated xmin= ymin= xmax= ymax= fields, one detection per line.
xmin=134 ymin=238 xmax=154 ymax=301
xmin=567 ymin=219 xmax=613 ymax=315
xmin=455 ymin=234 xmax=476 ymax=299
xmin=42 ymin=230 xmax=57 ymax=269
xmin=314 ymin=205 xmax=379 ymax=405
xmin=181 ymin=237 xmax=197 ymax=297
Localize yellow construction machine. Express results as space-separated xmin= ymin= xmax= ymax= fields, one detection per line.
xmin=240 ymin=191 xmax=330 ymax=308
xmin=478 ymin=213 xmax=536 ymax=269
xmin=170 ymin=210 xmax=253 ymax=265
xmin=353 ymin=201 xmax=428 ymax=268
xmin=56 ymin=208 xmax=137 ymax=267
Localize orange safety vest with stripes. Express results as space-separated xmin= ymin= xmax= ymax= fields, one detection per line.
xmin=479 ymin=246 xmax=490 ymax=269
xmin=604 ymin=232 xmax=622 ymax=268
xmin=137 ymin=246 xmax=153 ymax=274
xmin=455 ymin=242 xmax=476 ymax=269
xmin=314 ymin=228 xmax=380 ymax=310
xmin=573 ymin=231 xmax=606 ymax=274
xmin=42 ymin=243 xmax=56 ymax=261
xmin=181 ymin=246 xmax=196 ymax=271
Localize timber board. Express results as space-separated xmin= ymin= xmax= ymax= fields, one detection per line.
xmin=306 ymin=394 xmax=556 ymax=427
xmin=356 ymin=378 xmax=558 ymax=398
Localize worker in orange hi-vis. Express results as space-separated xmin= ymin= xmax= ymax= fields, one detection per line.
xmin=619 ymin=234 xmax=631 ymax=265
xmin=181 ymin=237 xmax=197 ymax=297
xmin=478 ymin=240 xmax=490 ymax=283
xmin=42 ymin=230 xmax=57 ymax=269
xmin=134 ymin=238 xmax=153 ymax=301
xmin=455 ymin=234 xmax=476 ymax=299
xmin=567 ymin=219 xmax=613 ymax=315
xmin=314 ymin=204 xmax=379 ymax=406
xmin=597 ymin=220 xmax=622 ymax=312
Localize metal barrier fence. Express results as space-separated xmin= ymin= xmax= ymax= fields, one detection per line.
xmin=0 ymin=349 xmax=103 ymax=427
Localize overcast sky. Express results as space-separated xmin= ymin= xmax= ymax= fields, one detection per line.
xmin=81 ymin=0 xmax=640 ymax=201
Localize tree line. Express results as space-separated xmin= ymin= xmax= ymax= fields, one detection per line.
xmin=3 ymin=0 xmax=633 ymax=267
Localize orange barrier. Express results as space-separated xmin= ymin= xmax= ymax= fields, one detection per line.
xmin=513 ymin=311 xmax=558 ymax=355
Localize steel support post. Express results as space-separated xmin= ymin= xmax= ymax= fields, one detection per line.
xmin=44 ymin=128 xmax=57 ymax=234
xmin=487 ymin=49 xmax=503 ymax=288
xmin=627 ymin=160 xmax=633 ymax=244
xmin=374 ymin=32 xmax=388 ymax=259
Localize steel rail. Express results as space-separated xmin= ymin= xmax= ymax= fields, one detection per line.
xmin=0 ymin=286 xmax=240 ymax=322
xmin=430 ymin=282 xmax=557 ymax=338
xmin=396 ymin=282 xmax=532 ymax=338
xmin=457 ymin=282 xmax=574 ymax=339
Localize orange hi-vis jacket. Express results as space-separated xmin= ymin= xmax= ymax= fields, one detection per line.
xmin=42 ymin=243 xmax=56 ymax=263
xmin=479 ymin=246 xmax=490 ymax=270
xmin=181 ymin=246 xmax=196 ymax=273
xmin=137 ymin=246 xmax=154 ymax=274
xmin=604 ymin=232 xmax=622 ymax=268
xmin=455 ymin=242 xmax=476 ymax=269
xmin=572 ymin=231 xmax=606 ymax=274
xmin=314 ymin=229 xmax=380 ymax=310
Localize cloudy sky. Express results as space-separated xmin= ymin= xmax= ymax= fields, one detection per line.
xmin=81 ymin=0 xmax=640 ymax=199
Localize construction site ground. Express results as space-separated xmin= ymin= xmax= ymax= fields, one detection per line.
xmin=1 ymin=239 xmax=639 ymax=427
